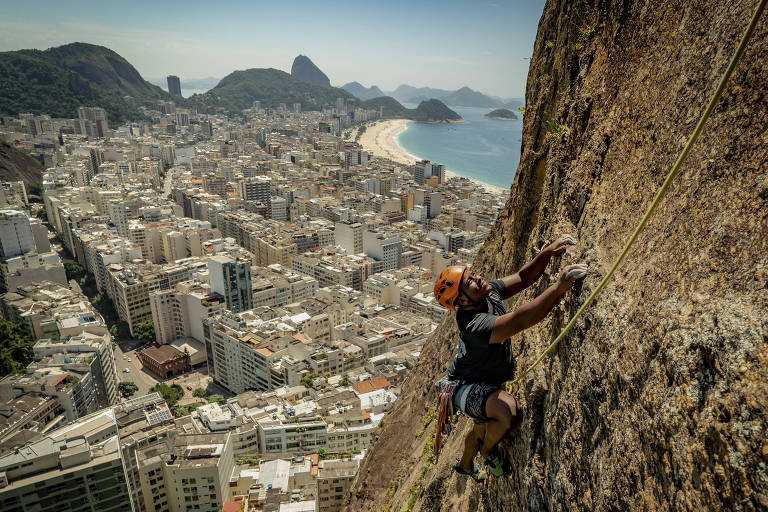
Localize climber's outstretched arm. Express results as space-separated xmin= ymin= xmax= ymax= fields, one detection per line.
xmin=499 ymin=235 xmax=577 ymax=299
xmin=489 ymin=263 xmax=587 ymax=344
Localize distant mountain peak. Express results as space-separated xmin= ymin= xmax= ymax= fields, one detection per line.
xmin=291 ymin=55 xmax=330 ymax=86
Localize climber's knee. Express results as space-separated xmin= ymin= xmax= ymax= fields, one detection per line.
xmin=485 ymin=391 xmax=514 ymax=431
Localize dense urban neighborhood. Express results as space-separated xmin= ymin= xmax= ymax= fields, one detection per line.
xmin=0 ymin=97 xmax=503 ymax=512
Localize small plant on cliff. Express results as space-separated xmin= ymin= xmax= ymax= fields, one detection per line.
xmin=545 ymin=40 xmax=554 ymax=48
xmin=572 ymin=22 xmax=599 ymax=51
xmin=546 ymin=119 xmax=567 ymax=146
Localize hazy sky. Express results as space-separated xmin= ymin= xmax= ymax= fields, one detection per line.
xmin=0 ymin=0 xmax=545 ymax=98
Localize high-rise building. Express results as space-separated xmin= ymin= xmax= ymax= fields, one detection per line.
xmin=424 ymin=191 xmax=442 ymax=218
xmin=363 ymin=230 xmax=402 ymax=271
xmin=270 ymin=196 xmax=287 ymax=221
xmin=317 ymin=458 xmax=360 ymax=512
xmin=0 ymin=432 xmax=132 ymax=512
xmin=0 ymin=209 xmax=35 ymax=258
xmin=166 ymin=75 xmax=182 ymax=97
xmin=335 ymin=221 xmax=364 ymax=254
xmin=135 ymin=433 xmax=234 ymax=512
xmin=108 ymin=201 xmax=129 ymax=238
xmin=207 ymin=255 xmax=253 ymax=313
xmin=237 ymin=176 xmax=271 ymax=203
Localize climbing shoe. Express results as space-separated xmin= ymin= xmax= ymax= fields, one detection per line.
xmin=484 ymin=450 xmax=512 ymax=477
xmin=453 ymin=462 xmax=487 ymax=482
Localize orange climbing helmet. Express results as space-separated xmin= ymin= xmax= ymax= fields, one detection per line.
xmin=434 ymin=265 xmax=468 ymax=311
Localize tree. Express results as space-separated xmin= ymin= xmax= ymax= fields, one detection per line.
xmin=207 ymin=394 xmax=225 ymax=404
xmin=35 ymin=208 xmax=48 ymax=221
xmin=118 ymin=381 xmax=139 ymax=398
xmin=150 ymin=383 xmax=184 ymax=407
xmin=133 ymin=320 xmax=155 ymax=342
xmin=0 ymin=318 xmax=35 ymax=377
xmin=62 ymin=259 xmax=85 ymax=281
xmin=193 ymin=388 xmax=207 ymax=398
xmin=340 ymin=373 xmax=350 ymax=387
xmin=110 ymin=321 xmax=130 ymax=339
xmin=28 ymin=181 xmax=43 ymax=197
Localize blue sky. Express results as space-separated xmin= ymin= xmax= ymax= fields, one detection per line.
xmin=0 ymin=0 xmax=545 ymax=97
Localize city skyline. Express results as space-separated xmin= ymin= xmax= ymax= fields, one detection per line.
xmin=0 ymin=0 xmax=545 ymax=98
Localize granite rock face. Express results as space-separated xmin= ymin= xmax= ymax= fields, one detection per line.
xmin=343 ymin=0 xmax=768 ymax=510
xmin=290 ymin=55 xmax=331 ymax=86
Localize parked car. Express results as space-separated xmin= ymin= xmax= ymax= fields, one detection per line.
xmin=127 ymin=358 xmax=132 ymax=362
xmin=124 ymin=368 xmax=130 ymax=373
xmin=186 ymin=386 xmax=193 ymax=391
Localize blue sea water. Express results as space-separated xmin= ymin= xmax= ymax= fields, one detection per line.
xmin=396 ymin=105 xmax=523 ymax=189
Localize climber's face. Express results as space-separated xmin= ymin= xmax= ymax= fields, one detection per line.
xmin=457 ymin=269 xmax=492 ymax=306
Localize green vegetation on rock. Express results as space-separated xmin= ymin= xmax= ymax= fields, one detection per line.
xmin=188 ymin=68 xmax=353 ymax=112
xmin=0 ymin=43 xmax=180 ymax=123
xmin=358 ymin=97 xmax=462 ymax=122
xmin=410 ymin=99 xmax=462 ymax=122
xmin=484 ymin=108 xmax=518 ymax=120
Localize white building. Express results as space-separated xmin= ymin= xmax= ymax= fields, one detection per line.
xmin=0 ymin=209 xmax=35 ymax=258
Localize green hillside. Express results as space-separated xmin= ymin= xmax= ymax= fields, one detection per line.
xmin=0 ymin=42 xmax=181 ymax=123
xmin=191 ymin=68 xmax=354 ymax=112
xmin=359 ymin=97 xmax=461 ymax=122
xmin=410 ymin=99 xmax=462 ymax=122
xmin=359 ymin=96 xmax=410 ymax=117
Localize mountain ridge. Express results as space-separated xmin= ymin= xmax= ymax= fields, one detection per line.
xmin=291 ymin=55 xmax=331 ymax=86
xmin=0 ymin=42 xmax=179 ymax=123
xmin=190 ymin=67 xmax=353 ymax=112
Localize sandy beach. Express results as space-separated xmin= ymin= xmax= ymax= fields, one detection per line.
xmin=358 ymin=119 xmax=508 ymax=196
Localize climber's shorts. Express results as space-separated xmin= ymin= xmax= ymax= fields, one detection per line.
xmin=453 ymin=382 xmax=497 ymax=424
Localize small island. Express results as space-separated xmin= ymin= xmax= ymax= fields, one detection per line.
xmin=484 ymin=108 xmax=518 ymax=120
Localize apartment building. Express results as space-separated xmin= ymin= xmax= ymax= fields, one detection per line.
xmin=150 ymin=281 xmax=223 ymax=345
xmin=136 ymin=433 xmax=234 ymax=512
xmin=107 ymin=260 xmax=203 ymax=336
xmin=0 ymin=434 xmax=131 ymax=512
xmin=316 ymin=458 xmax=360 ymax=512
xmin=208 ymin=255 xmax=253 ymax=313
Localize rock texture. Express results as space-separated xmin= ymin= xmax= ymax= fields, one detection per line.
xmin=0 ymin=138 xmax=43 ymax=188
xmin=290 ymin=55 xmax=331 ymax=86
xmin=344 ymin=0 xmax=768 ymax=511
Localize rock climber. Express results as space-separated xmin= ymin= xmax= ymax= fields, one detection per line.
xmin=434 ymin=235 xmax=588 ymax=480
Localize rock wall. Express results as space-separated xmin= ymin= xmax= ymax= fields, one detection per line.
xmin=344 ymin=0 xmax=768 ymax=510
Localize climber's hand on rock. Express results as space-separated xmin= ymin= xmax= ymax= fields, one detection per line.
xmin=557 ymin=263 xmax=588 ymax=290
xmin=545 ymin=234 xmax=577 ymax=256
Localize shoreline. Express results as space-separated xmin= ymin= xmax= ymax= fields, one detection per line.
xmin=357 ymin=119 xmax=508 ymax=196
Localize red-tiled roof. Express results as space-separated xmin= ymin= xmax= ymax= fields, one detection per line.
xmin=353 ymin=376 xmax=390 ymax=394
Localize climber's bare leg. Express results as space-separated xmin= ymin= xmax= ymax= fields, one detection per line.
xmin=459 ymin=423 xmax=485 ymax=471
xmin=480 ymin=390 xmax=519 ymax=459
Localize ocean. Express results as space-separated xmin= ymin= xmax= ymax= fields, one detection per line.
xmin=396 ymin=105 xmax=523 ymax=189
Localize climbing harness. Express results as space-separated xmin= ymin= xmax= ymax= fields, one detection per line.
xmin=508 ymin=0 xmax=768 ymax=390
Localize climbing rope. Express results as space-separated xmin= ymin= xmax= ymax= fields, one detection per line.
xmin=508 ymin=0 xmax=768 ymax=390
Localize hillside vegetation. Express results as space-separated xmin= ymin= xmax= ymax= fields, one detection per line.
xmin=191 ymin=68 xmax=353 ymax=112
xmin=0 ymin=42 xmax=178 ymax=123
xmin=359 ymin=97 xmax=461 ymax=122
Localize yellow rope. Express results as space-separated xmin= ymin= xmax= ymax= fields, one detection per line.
xmin=508 ymin=0 xmax=768 ymax=390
